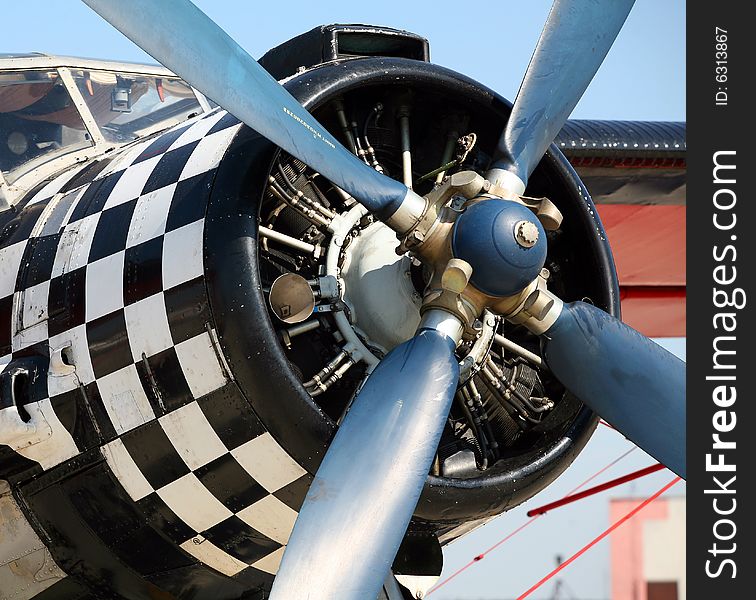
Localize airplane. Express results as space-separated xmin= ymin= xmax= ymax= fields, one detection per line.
xmin=0 ymin=1 xmax=685 ymax=599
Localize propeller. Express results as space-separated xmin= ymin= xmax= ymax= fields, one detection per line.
xmin=81 ymin=0 xmax=423 ymax=226
xmin=270 ymin=314 xmax=462 ymax=599
xmin=542 ymin=302 xmax=685 ymax=477
xmin=83 ymin=1 xmax=686 ymax=599
xmin=449 ymin=0 xmax=684 ymax=478
xmin=487 ymin=0 xmax=636 ymax=195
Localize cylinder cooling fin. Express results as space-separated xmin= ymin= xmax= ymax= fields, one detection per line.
xmin=205 ymin=56 xmax=620 ymax=535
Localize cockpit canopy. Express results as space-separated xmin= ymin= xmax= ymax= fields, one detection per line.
xmin=0 ymin=55 xmax=208 ymax=187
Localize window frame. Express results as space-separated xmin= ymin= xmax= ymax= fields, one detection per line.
xmin=1 ymin=56 xmax=209 ymax=206
xmin=1 ymin=67 xmax=98 ymax=185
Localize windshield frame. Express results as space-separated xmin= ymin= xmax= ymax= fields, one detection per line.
xmin=1 ymin=56 xmax=209 ymax=203
xmin=1 ymin=67 xmax=99 ymax=184
xmin=69 ymin=68 xmax=205 ymax=145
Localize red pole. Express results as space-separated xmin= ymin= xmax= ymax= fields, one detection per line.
xmin=526 ymin=463 xmax=666 ymax=517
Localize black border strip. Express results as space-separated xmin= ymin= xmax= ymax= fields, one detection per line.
xmin=688 ymin=4 xmax=751 ymax=598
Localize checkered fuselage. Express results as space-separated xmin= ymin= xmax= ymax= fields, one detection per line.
xmin=1 ymin=110 xmax=313 ymax=597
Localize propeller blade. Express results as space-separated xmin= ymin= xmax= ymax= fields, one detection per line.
xmin=541 ymin=301 xmax=685 ymax=478
xmin=270 ymin=324 xmax=461 ymax=600
xmin=82 ymin=0 xmax=415 ymax=219
xmin=489 ymin=0 xmax=635 ymax=192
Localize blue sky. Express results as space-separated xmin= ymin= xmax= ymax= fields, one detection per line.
xmin=4 ymin=0 xmax=684 ymax=122
xmin=3 ymin=1 xmax=685 ymax=598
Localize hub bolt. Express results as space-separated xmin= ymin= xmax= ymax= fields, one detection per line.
xmin=515 ymin=220 xmax=540 ymax=248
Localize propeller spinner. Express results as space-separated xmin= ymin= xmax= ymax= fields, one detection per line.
xmin=82 ymin=1 xmax=685 ymax=599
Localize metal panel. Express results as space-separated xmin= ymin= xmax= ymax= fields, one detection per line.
xmin=0 ymin=480 xmax=68 ymax=599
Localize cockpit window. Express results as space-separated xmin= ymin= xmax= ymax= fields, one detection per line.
xmin=0 ymin=70 xmax=93 ymax=181
xmin=70 ymin=70 xmax=201 ymax=143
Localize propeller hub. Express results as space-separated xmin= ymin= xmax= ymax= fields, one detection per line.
xmin=452 ymin=199 xmax=547 ymax=297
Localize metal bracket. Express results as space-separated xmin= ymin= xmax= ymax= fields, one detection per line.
xmin=516 ymin=195 xmax=563 ymax=231
xmin=487 ymin=184 xmax=563 ymax=231
xmin=420 ymin=258 xmax=479 ymax=336
xmin=505 ymin=271 xmax=564 ymax=335
xmin=397 ymin=170 xmax=487 ymax=255
xmin=458 ymin=310 xmax=498 ymax=382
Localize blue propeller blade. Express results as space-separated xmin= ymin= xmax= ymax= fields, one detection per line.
xmin=542 ymin=301 xmax=686 ymax=478
xmin=490 ymin=0 xmax=635 ymax=188
xmin=270 ymin=327 xmax=460 ymax=600
xmin=82 ymin=0 xmax=412 ymax=218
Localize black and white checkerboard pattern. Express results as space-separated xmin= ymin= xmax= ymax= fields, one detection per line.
xmin=2 ymin=109 xmax=313 ymax=583
xmin=2 ymin=164 xmax=87 ymax=469
xmin=102 ymin=387 xmax=310 ymax=578
xmin=1 ymin=109 xmax=240 ymax=467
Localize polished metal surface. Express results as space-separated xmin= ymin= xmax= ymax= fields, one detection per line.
xmin=384 ymin=187 xmax=427 ymax=235
xmin=418 ymin=309 xmax=465 ymax=344
xmin=270 ymin=316 xmax=461 ymax=600
xmin=268 ymin=273 xmax=317 ymax=324
xmin=483 ymin=167 xmax=526 ymax=198
xmin=340 ymin=221 xmax=421 ymax=353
